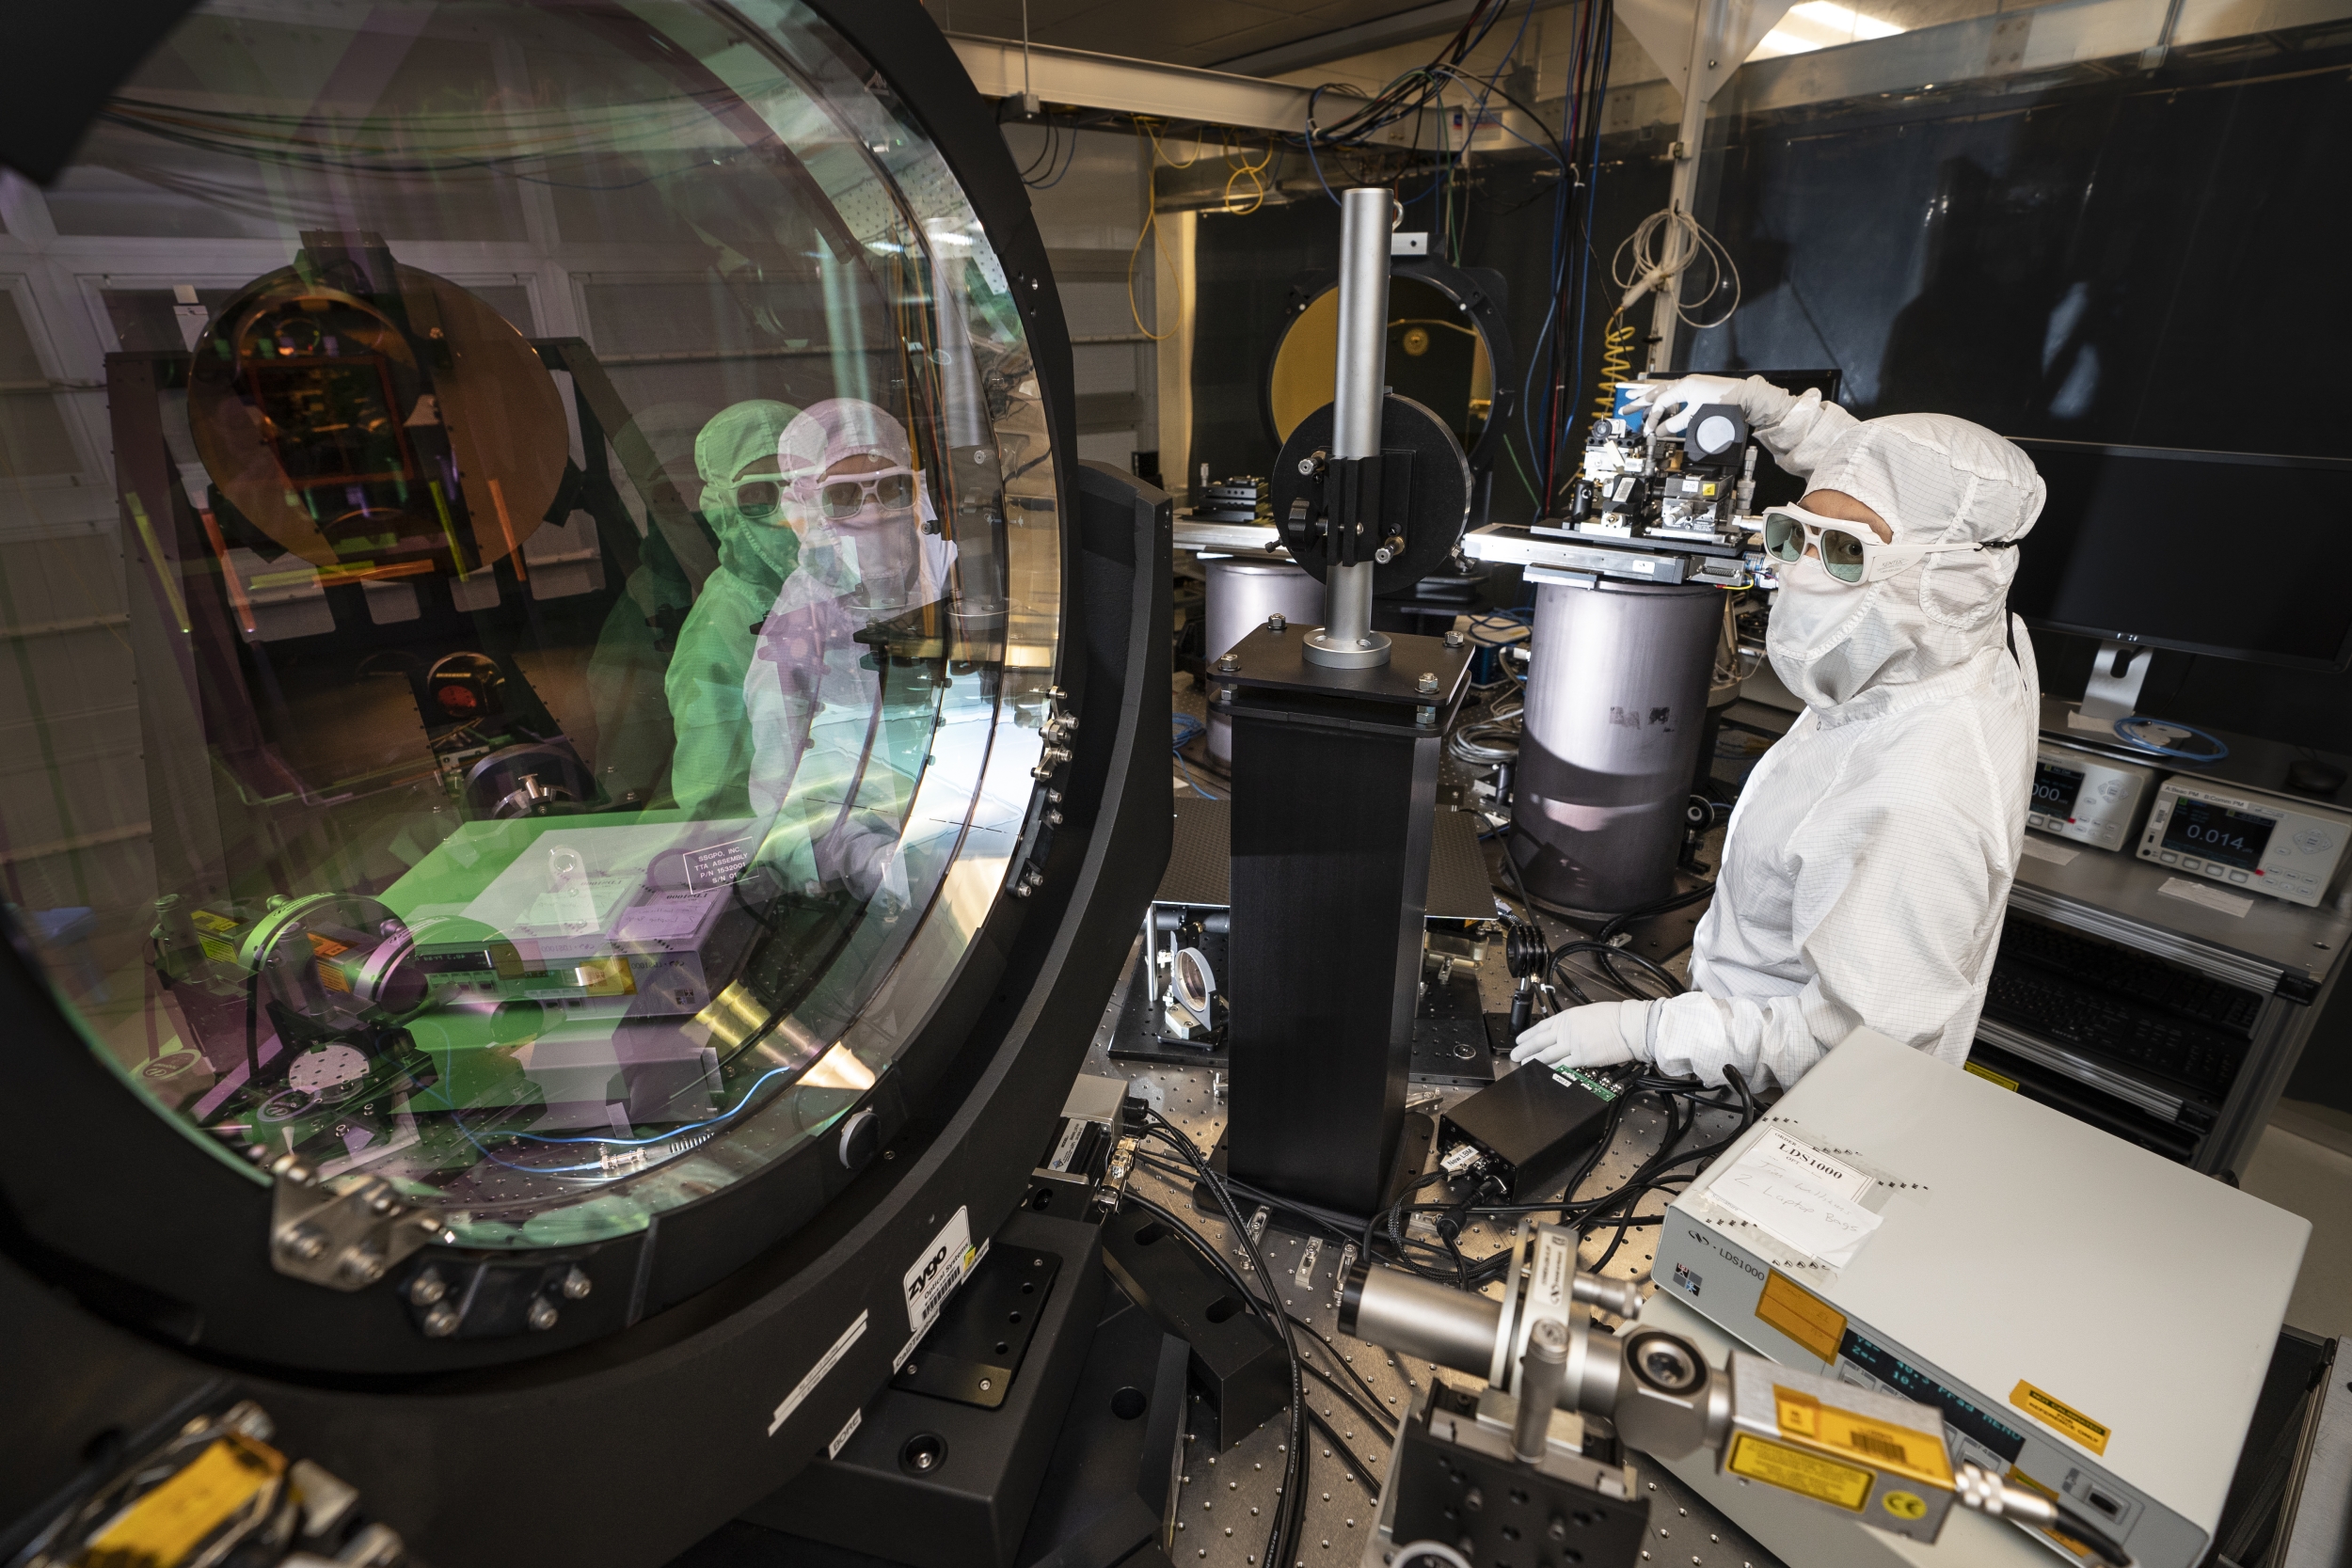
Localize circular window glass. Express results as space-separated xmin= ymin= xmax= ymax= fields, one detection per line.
xmin=8 ymin=0 xmax=1060 ymax=1249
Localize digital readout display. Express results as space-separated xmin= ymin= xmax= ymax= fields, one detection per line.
xmin=2162 ymin=798 xmax=2277 ymax=869
xmin=2032 ymin=762 xmax=2084 ymax=817
xmin=1839 ymin=1330 xmax=2026 ymax=1464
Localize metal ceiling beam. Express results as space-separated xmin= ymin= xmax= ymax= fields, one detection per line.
xmin=946 ymin=33 xmax=1314 ymax=134
xmin=1210 ymin=0 xmax=1576 ymax=79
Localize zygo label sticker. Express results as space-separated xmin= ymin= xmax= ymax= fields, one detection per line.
xmin=903 ymin=1206 xmax=981 ymax=1336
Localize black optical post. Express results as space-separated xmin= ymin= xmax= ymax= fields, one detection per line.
xmin=1218 ymin=188 xmax=1472 ymax=1219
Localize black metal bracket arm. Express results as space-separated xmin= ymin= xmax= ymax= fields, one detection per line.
xmin=1286 ymin=446 xmax=1420 ymax=572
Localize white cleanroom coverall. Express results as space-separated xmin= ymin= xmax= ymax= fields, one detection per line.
xmin=1516 ymin=380 xmax=2044 ymax=1090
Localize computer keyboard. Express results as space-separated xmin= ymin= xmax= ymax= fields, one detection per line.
xmin=1984 ymin=919 xmax=2257 ymax=1097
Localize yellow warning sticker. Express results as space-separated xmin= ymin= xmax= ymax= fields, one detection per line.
xmin=1727 ymin=1433 xmax=1873 ymax=1512
xmin=187 ymin=909 xmax=239 ymax=934
xmin=1756 ymin=1269 xmax=1847 ymax=1363
xmin=1964 ymin=1061 xmax=2020 ymax=1092
xmin=86 ymin=1436 xmax=283 ymax=1561
xmin=1774 ymin=1386 xmax=1953 ymax=1487
xmin=2011 ymin=1380 xmax=2111 ymax=1455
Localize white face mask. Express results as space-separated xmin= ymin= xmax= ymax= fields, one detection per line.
xmin=1767 ymin=555 xmax=1882 ymax=706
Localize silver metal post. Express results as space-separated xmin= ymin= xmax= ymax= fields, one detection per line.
xmin=1303 ymin=187 xmax=1393 ymax=670
xmin=1513 ymin=1317 xmax=1570 ymax=1462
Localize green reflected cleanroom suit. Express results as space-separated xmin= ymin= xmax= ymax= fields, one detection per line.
xmin=665 ymin=399 xmax=802 ymax=816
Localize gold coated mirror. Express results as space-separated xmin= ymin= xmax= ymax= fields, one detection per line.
xmin=1267 ymin=275 xmax=1495 ymax=452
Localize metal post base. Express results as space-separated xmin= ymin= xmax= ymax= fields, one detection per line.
xmin=2078 ymin=638 xmax=2153 ymax=721
xmin=1301 ymin=626 xmax=1393 ymax=668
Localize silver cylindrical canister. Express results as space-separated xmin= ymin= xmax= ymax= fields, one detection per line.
xmin=1510 ymin=578 xmax=1721 ymax=912
xmin=1303 ymin=186 xmax=1392 ymax=670
xmin=1340 ymin=1259 xmax=1502 ymax=1373
xmin=1202 ymin=556 xmax=1327 ymax=768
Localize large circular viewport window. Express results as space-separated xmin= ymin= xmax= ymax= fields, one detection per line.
xmin=4 ymin=0 xmax=1061 ymax=1250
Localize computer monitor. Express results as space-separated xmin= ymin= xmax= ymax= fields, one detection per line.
xmin=2004 ymin=438 xmax=2352 ymax=673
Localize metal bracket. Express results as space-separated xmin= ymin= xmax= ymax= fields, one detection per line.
xmin=1092 ymin=1133 xmax=1142 ymax=1218
xmin=269 ymin=1154 xmax=443 ymax=1291
xmin=1013 ymin=686 xmax=1076 ymax=898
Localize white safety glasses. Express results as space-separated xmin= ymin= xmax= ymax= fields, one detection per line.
xmin=1761 ymin=504 xmax=1987 ymax=585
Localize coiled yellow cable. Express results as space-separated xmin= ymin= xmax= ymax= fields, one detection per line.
xmin=1591 ymin=310 xmax=1638 ymax=420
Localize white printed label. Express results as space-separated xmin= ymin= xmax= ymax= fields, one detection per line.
xmin=903 ymin=1206 xmax=979 ymax=1336
xmin=2019 ymin=836 xmax=2078 ymax=865
xmin=768 ymin=1310 xmax=867 ymax=1435
xmin=1528 ymin=1225 xmax=1575 ymax=1321
xmin=1709 ymin=1131 xmax=1883 ymax=1268
xmin=684 ymin=835 xmax=753 ymax=891
xmin=826 ymin=1408 xmax=863 ymax=1459
xmin=2159 ymin=877 xmax=2253 ymax=918
xmin=1046 ymin=1118 xmax=1086 ymax=1172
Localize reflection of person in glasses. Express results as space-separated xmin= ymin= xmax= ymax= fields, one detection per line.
xmin=741 ymin=401 xmax=953 ymax=903
xmin=666 ymin=399 xmax=802 ymax=816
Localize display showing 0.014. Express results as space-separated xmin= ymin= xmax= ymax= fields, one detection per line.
xmin=2161 ymin=800 xmax=2275 ymax=870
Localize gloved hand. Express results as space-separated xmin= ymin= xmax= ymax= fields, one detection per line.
xmin=1617 ymin=374 xmax=1749 ymax=436
xmin=1509 ymin=999 xmax=1655 ymax=1071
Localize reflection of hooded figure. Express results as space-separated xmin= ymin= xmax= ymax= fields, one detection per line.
xmin=773 ymin=398 xmax=955 ymax=617
xmin=665 ymin=399 xmax=800 ymax=816
xmin=741 ymin=400 xmax=955 ymax=902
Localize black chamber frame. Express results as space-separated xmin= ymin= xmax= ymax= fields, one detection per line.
xmin=0 ymin=5 xmax=1171 ymax=1564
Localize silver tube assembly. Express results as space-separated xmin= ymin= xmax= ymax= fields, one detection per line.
xmin=1302 ymin=186 xmax=1393 ymax=671
xmin=1342 ymin=1259 xmax=1728 ymax=1460
xmin=1341 ymin=1259 xmax=1501 ymax=1372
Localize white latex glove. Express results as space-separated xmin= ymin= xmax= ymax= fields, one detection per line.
xmin=1619 ymin=373 xmax=1748 ymax=436
xmin=1509 ymin=999 xmax=1654 ymax=1070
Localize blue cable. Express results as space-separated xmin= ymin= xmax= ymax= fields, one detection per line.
xmin=1174 ymin=713 xmax=1219 ymax=799
xmin=467 ymin=1059 xmax=809 ymax=1149
xmin=2113 ymin=716 xmax=2230 ymax=761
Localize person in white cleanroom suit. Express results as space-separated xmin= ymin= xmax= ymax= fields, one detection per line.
xmin=740 ymin=399 xmax=956 ymax=904
xmin=1511 ymin=375 xmax=2044 ymax=1090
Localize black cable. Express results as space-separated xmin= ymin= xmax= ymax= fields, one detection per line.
xmin=1300 ymin=1354 xmax=1398 ymax=1446
xmin=2050 ymin=1506 xmax=2136 ymax=1567
xmin=1128 ymin=1194 xmax=1394 ymax=1443
xmin=1119 ymin=1195 xmax=1392 ymax=1543
xmin=1549 ymin=940 xmax=1685 ymax=998
xmin=1284 ymin=1314 xmax=1399 ymax=1437
xmin=1597 ymin=881 xmax=1716 ymax=943
xmin=1303 ymin=1399 xmax=1387 ymax=1488
xmin=1138 ymin=1116 xmax=1306 ymax=1568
